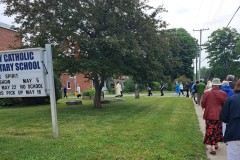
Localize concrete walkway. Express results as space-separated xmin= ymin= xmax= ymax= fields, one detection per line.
xmin=194 ymin=102 xmax=227 ymax=160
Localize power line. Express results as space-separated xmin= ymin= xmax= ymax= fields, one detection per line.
xmin=209 ymin=0 xmax=224 ymax=29
xmin=195 ymin=0 xmax=203 ymax=28
xmin=226 ymin=5 xmax=240 ymax=27
xmin=206 ymin=0 xmax=215 ymax=28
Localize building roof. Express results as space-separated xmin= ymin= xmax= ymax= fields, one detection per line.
xmin=0 ymin=22 xmax=12 ymax=30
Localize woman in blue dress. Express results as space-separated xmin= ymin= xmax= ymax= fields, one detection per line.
xmin=175 ymin=81 xmax=180 ymax=96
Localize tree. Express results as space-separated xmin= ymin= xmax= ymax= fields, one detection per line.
xmin=1 ymin=0 xmax=170 ymax=108
xmin=163 ymin=28 xmax=198 ymax=80
xmin=200 ymin=67 xmax=213 ymax=81
xmin=205 ymin=27 xmax=240 ymax=80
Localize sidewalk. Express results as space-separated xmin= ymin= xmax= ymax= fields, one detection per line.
xmin=194 ymin=101 xmax=227 ymax=160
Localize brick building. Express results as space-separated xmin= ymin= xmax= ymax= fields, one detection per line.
xmin=60 ymin=36 xmax=94 ymax=94
xmin=60 ymin=73 xmax=93 ymax=94
xmin=0 ymin=22 xmax=22 ymax=50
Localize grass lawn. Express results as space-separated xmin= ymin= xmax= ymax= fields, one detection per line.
xmin=0 ymin=96 xmax=207 ymax=160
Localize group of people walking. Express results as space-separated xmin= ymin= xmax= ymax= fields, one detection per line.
xmin=175 ymin=75 xmax=240 ymax=158
xmin=62 ymin=84 xmax=82 ymax=98
xmin=198 ymin=75 xmax=240 ymax=159
xmin=147 ymin=81 xmax=166 ymax=96
xmin=175 ymin=80 xmax=206 ymax=103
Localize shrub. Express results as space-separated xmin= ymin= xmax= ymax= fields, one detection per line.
xmin=167 ymin=81 xmax=172 ymax=91
xmin=82 ymin=91 xmax=90 ymax=96
xmin=172 ymin=75 xmax=192 ymax=90
xmin=106 ymin=81 xmax=115 ymax=94
xmin=124 ymin=78 xmax=146 ymax=93
xmin=124 ymin=78 xmax=135 ymax=92
xmin=0 ymin=98 xmax=19 ymax=107
xmin=83 ymin=88 xmax=95 ymax=96
xmin=22 ymin=97 xmax=50 ymax=105
xmin=151 ymin=82 xmax=160 ymax=91
xmin=88 ymin=88 xmax=95 ymax=96
xmin=174 ymin=75 xmax=191 ymax=85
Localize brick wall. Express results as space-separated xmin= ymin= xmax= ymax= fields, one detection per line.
xmin=60 ymin=73 xmax=93 ymax=94
xmin=0 ymin=27 xmax=22 ymax=51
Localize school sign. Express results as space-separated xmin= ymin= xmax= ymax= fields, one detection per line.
xmin=0 ymin=45 xmax=58 ymax=139
xmin=0 ymin=48 xmax=47 ymax=97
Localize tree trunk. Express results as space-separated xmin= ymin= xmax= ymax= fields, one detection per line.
xmin=135 ymin=83 xmax=140 ymax=99
xmin=94 ymin=88 xmax=102 ymax=109
xmin=93 ymin=75 xmax=104 ymax=109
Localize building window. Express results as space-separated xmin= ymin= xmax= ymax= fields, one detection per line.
xmin=67 ymin=81 xmax=71 ymax=89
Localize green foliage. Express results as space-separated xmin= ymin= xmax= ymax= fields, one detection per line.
xmin=175 ymin=75 xmax=191 ymax=84
xmin=82 ymin=88 xmax=95 ymax=96
xmin=151 ymin=82 xmax=160 ymax=91
xmin=0 ymin=98 xmax=19 ymax=107
xmin=82 ymin=91 xmax=90 ymax=96
xmin=106 ymin=81 xmax=114 ymax=94
xmin=54 ymin=74 xmax=62 ymax=101
xmin=1 ymin=0 xmax=196 ymax=107
xmin=124 ymin=78 xmax=146 ymax=93
xmin=88 ymin=88 xmax=96 ymax=97
xmin=173 ymin=75 xmax=191 ymax=90
xmin=163 ymin=28 xmax=198 ymax=80
xmin=205 ymin=27 xmax=240 ymax=79
xmin=167 ymin=82 xmax=172 ymax=91
xmin=21 ymin=97 xmax=49 ymax=105
xmin=200 ymin=67 xmax=214 ymax=81
xmin=124 ymin=78 xmax=135 ymax=92
xmin=0 ymin=97 xmax=207 ymax=159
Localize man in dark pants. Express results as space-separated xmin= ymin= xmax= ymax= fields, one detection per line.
xmin=148 ymin=84 xmax=152 ymax=96
xmin=63 ymin=86 xmax=68 ymax=98
xmin=185 ymin=81 xmax=190 ymax=97
xmin=160 ymin=81 xmax=164 ymax=96
xmin=191 ymin=81 xmax=199 ymax=104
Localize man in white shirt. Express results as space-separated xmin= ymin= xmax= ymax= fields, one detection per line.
xmin=76 ymin=84 xmax=81 ymax=98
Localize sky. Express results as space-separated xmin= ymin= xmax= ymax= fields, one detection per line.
xmin=0 ymin=0 xmax=240 ymax=67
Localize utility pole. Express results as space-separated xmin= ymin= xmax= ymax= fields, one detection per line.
xmin=193 ymin=28 xmax=209 ymax=81
xmin=192 ymin=59 xmax=195 ymax=81
xmin=196 ymin=53 xmax=198 ymax=81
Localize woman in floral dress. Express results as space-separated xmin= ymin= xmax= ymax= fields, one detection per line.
xmin=201 ymin=78 xmax=227 ymax=155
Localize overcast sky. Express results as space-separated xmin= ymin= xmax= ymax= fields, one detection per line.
xmin=1 ymin=0 xmax=240 ymax=67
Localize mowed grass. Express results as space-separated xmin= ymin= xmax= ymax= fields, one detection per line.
xmin=0 ymin=97 xmax=207 ymax=160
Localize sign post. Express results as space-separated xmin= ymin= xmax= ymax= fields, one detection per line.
xmin=45 ymin=44 xmax=58 ymax=139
